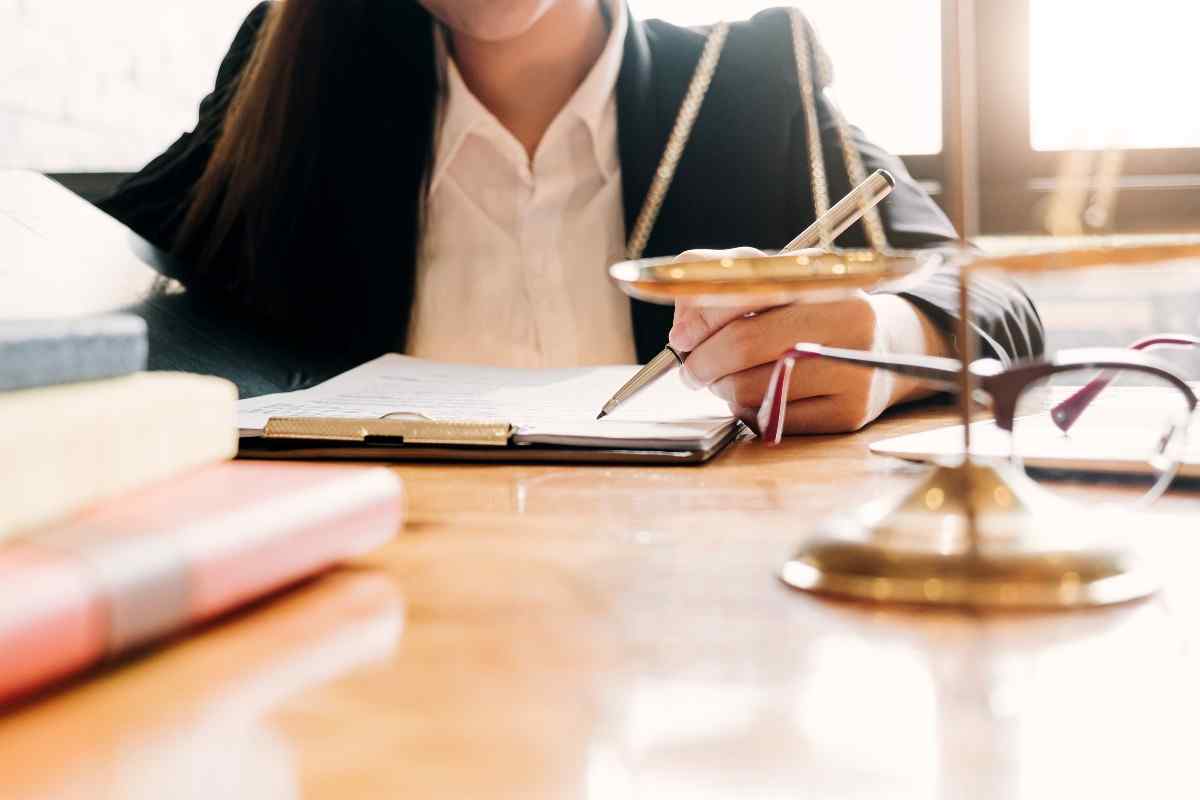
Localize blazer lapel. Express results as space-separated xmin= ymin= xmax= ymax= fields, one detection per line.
xmin=616 ymin=7 xmax=659 ymax=241
xmin=616 ymin=10 xmax=677 ymax=363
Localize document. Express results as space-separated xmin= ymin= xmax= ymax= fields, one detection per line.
xmin=238 ymin=355 xmax=736 ymax=449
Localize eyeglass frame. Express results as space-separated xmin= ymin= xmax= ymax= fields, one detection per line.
xmin=757 ymin=338 xmax=1199 ymax=450
xmin=1048 ymin=335 xmax=1200 ymax=432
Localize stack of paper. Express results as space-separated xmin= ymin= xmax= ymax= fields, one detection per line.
xmin=238 ymin=355 xmax=738 ymax=451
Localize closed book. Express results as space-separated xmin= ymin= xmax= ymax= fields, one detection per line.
xmin=0 ymin=462 xmax=405 ymax=705
xmin=0 ymin=372 xmax=238 ymax=540
xmin=0 ymin=314 xmax=148 ymax=391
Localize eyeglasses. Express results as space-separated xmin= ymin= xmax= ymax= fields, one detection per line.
xmin=759 ymin=334 xmax=1200 ymax=506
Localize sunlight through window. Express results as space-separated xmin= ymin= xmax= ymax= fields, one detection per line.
xmin=1030 ymin=0 xmax=1200 ymax=151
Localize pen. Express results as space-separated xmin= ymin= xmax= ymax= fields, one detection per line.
xmin=779 ymin=168 xmax=895 ymax=252
xmin=596 ymin=169 xmax=895 ymax=420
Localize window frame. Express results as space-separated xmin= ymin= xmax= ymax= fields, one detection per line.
xmin=973 ymin=0 xmax=1200 ymax=235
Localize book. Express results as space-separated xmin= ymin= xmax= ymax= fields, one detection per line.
xmin=0 ymin=372 xmax=238 ymax=540
xmin=0 ymin=314 xmax=148 ymax=392
xmin=0 ymin=171 xmax=168 ymax=322
xmin=0 ymin=462 xmax=404 ymax=705
xmin=237 ymin=355 xmax=740 ymax=464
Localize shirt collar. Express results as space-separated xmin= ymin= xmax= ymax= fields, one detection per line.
xmin=564 ymin=0 xmax=627 ymax=146
xmin=430 ymin=34 xmax=504 ymax=196
xmin=430 ymin=0 xmax=627 ymax=195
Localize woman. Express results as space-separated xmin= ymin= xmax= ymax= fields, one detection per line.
xmin=101 ymin=0 xmax=1043 ymax=433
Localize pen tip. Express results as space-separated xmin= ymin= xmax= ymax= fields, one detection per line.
xmin=596 ymin=411 xmax=607 ymax=420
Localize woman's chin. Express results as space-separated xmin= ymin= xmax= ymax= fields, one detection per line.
xmin=422 ymin=0 xmax=556 ymax=43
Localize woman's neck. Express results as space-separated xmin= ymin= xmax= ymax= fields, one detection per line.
xmin=449 ymin=1 xmax=609 ymax=161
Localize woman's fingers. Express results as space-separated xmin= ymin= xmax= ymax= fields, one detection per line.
xmin=669 ymin=248 xmax=770 ymax=352
xmin=682 ymin=296 xmax=875 ymax=388
xmin=664 ymin=247 xmax=933 ymax=437
xmin=708 ymin=359 xmax=860 ymax=409
xmin=732 ymin=393 xmax=873 ymax=436
xmin=669 ymin=301 xmax=771 ymax=353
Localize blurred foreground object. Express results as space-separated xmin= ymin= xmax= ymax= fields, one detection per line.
xmin=0 ymin=463 xmax=404 ymax=704
xmin=0 ymin=372 xmax=238 ymax=540
xmin=782 ymin=239 xmax=1200 ymax=609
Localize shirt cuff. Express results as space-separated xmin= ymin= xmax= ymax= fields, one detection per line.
xmin=867 ymin=292 xmax=930 ymax=356
xmin=861 ymin=293 xmax=931 ymax=426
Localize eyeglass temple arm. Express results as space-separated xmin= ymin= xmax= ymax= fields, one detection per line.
xmin=1049 ymin=335 xmax=1200 ymax=433
xmin=758 ymin=343 xmax=964 ymax=444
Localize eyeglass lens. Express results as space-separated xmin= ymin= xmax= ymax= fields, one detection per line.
xmin=1009 ymin=366 xmax=1193 ymax=505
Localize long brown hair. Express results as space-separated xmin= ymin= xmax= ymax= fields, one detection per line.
xmin=177 ymin=0 xmax=438 ymax=355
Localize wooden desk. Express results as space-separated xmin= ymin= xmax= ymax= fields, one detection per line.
xmin=1 ymin=408 xmax=1199 ymax=799
xmin=5 ymin=169 xmax=1200 ymax=796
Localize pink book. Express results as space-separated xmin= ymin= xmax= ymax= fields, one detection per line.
xmin=0 ymin=462 xmax=404 ymax=705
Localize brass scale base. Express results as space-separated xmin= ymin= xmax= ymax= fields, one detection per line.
xmin=780 ymin=460 xmax=1159 ymax=610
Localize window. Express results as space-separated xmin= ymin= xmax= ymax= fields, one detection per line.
xmin=629 ymin=1 xmax=943 ymax=157
xmin=1029 ymin=0 xmax=1200 ymax=152
xmin=977 ymin=0 xmax=1200 ymax=234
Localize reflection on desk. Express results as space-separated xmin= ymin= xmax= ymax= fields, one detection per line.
xmin=0 ymin=573 xmax=402 ymax=800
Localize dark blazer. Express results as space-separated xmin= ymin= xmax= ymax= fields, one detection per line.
xmin=100 ymin=3 xmax=1043 ymax=393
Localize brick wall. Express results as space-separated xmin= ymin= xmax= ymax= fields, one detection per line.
xmin=1 ymin=0 xmax=254 ymax=171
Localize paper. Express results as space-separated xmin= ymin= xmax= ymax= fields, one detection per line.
xmin=238 ymin=355 xmax=735 ymax=446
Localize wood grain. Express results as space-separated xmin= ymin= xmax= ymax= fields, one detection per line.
xmin=1 ymin=402 xmax=1198 ymax=799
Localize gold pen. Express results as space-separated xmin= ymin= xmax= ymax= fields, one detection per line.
xmin=596 ymin=169 xmax=895 ymax=420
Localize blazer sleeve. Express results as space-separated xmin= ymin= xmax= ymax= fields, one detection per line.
xmin=96 ymin=2 xmax=272 ymax=253
xmin=805 ymin=80 xmax=1046 ymax=364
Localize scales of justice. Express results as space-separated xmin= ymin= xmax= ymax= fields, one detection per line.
xmin=610 ymin=236 xmax=1200 ymax=611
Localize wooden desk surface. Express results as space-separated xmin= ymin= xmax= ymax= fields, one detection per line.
xmin=2 ymin=405 xmax=1199 ymax=799
xmin=4 ymin=169 xmax=1200 ymax=796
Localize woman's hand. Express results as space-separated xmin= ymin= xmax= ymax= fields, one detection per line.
xmin=667 ymin=248 xmax=949 ymax=435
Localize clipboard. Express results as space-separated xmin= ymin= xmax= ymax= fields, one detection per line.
xmin=237 ymin=415 xmax=745 ymax=466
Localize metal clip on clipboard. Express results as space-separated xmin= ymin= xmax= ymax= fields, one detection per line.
xmin=262 ymin=416 xmax=514 ymax=447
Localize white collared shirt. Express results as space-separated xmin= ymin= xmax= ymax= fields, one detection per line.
xmin=408 ymin=0 xmax=636 ymax=369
